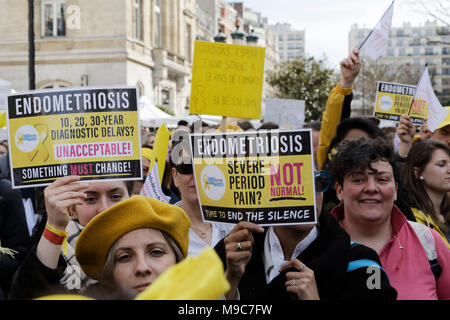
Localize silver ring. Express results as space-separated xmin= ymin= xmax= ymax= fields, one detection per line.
xmin=300 ymin=264 xmax=305 ymax=271
xmin=289 ymin=279 xmax=295 ymax=286
xmin=236 ymin=242 xmax=243 ymax=251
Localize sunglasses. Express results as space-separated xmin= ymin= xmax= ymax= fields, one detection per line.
xmin=175 ymin=163 xmax=193 ymax=175
xmin=315 ymin=171 xmax=332 ymax=193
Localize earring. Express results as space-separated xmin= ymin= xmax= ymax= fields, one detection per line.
xmin=419 ymin=176 xmax=424 ymax=180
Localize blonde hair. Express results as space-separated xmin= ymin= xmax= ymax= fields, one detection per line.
xmin=98 ymin=229 xmax=184 ymax=290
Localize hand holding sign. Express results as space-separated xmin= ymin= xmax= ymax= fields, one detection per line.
xmin=43 ymin=175 xmax=88 ymax=231
xmin=396 ymin=115 xmax=415 ymax=145
xmin=223 ymin=221 xmax=264 ymax=299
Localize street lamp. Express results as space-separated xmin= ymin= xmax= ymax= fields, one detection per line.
xmin=214 ymin=27 xmax=227 ymax=43
xmin=231 ymin=25 xmax=246 ymax=45
xmin=246 ymin=29 xmax=258 ymax=46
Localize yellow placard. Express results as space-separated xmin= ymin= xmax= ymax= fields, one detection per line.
xmin=7 ymin=87 xmax=142 ymax=188
xmin=190 ymin=41 xmax=265 ymax=119
xmin=0 ymin=111 xmax=6 ymax=127
xmin=190 ymin=130 xmax=316 ymax=226
xmin=149 ymin=124 xmax=171 ymax=183
xmin=373 ymin=81 xmax=427 ymax=124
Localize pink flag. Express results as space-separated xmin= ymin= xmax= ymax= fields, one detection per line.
xmin=359 ymin=1 xmax=394 ymax=60
xmin=140 ymin=161 xmax=171 ymax=203
xmin=412 ymin=66 xmax=449 ymax=132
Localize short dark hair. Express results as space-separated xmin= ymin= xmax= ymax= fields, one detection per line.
xmin=331 ymin=117 xmax=384 ymax=148
xmin=258 ymin=121 xmax=279 ymax=130
xmin=238 ymin=120 xmax=255 ymax=131
xmin=177 ymin=120 xmax=189 ymax=126
xmin=303 ymin=120 xmax=321 ymax=131
xmin=329 ymin=137 xmax=396 ymax=186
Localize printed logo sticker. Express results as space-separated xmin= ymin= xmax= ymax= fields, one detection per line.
xmin=201 ymin=165 xmax=226 ymax=201
xmin=15 ymin=125 xmax=39 ymax=153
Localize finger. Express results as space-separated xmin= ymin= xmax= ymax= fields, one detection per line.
xmin=279 ymin=258 xmax=307 ymax=273
xmin=47 ymin=191 xmax=87 ymax=202
xmin=226 ymin=251 xmax=252 ymax=262
xmin=47 ymin=175 xmax=82 ymax=188
xmin=349 ymin=52 xmax=359 ymax=64
xmin=225 ymin=229 xmax=255 ymax=246
xmin=45 ymin=182 xmax=89 ymax=197
xmin=225 ymin=240 xmax=252 ymax=252
xmin=48 ymin=199 xmax=86 ymax=210
xmin=231 ymin=221 xmax=264 ymax=234
xmin=341 ymin=58 xmax=353 ymax=69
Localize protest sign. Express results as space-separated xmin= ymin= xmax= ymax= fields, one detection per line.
xmin=190 ymin=129 xmax=316 ymax=226
xmin=189 ymin=41 xmax=265 ymax=119
xmin=373 ymin=81 xmax=425 ymax=124
xmin=264 ymin=98 xmax=305 ymax=128
xmin=140 ymin=160 xmax=171 ymax=203
xmin=7 ymin=86 xmax=142 ymax=188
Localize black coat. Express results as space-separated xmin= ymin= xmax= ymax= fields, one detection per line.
xmin=0 ymin=178 xmax=31 ymax=298
xmin=214 ymin=210 xmax=397 ymax=300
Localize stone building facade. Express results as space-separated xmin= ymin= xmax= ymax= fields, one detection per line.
xmin=0 ymin=0 xmax=195 ymax=115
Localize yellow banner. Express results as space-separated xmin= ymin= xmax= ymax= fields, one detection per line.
xmin=149 ymin=124 xmax=171 ymax=183
xmin=190 ymin=41 xmax=265 ymax=119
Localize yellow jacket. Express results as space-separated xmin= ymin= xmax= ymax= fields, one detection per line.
xmin=411 ymin=207 xmax=450 ymax=249
xmin=317 ymin=83 xmax=353 ymax=169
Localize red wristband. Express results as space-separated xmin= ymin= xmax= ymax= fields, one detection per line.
xmin=43 ymin=227 xmax=65 ymax=245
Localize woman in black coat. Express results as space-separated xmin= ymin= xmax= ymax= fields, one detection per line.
xmin=0 ymin=178 xmax=31 ymax=298
xmin=214 ymin=177 xmax=397 ymax=300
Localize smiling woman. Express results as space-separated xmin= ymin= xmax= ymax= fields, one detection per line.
xmin=328 ymin=137 xmax=450 ymax=300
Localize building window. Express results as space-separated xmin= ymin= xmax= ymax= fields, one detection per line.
xmin=42 ymin=0 xmax=66 ymax=37
xmin=161 ymin=89 xmax=170 ymax=105
xmin=38 ymin=79 xmax=72 ymax=89
xmin=186 ymin=24 xmax=192 ymax=62
xmin=133 ymin=0 xmax=143 ymax=41
xmin=425 ymin=47 xmax=434 ymax=56
xmin=155 ymin=0 xmax=162 ymax=47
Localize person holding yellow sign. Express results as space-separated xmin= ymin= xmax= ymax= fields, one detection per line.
xmin=171 ymin=140 xmax=233 ymax=257
xmin=10 ymin=195 xmax=191 ymax=299
xmin=214 ymin=170 xmax=397 ymax=300
xmin=9 ymin=176 xmax=133 ymax=299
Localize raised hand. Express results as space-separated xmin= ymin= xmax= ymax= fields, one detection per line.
xmin=340 ymin=48 xmax=361 ymax=88
xmin=44 ymin=175 xmax=88 ymax=230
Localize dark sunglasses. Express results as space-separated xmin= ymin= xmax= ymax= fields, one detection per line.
xmin=315 ymin=171 xmax=332 ymax=193
xmin=175 ymin=163 xmax=193 ymax=175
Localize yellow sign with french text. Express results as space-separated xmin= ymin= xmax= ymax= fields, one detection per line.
xmin=190 ymin=41 xmax=265 ymax=119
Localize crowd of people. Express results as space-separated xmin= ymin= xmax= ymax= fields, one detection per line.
xmin=0 ymin=48 xmax=448 ymax=300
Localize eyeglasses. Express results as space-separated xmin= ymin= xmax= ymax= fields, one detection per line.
xmin=315 ymin=171 xmax=332 ymax=193
xmin=175 ymin=163 xmax=193 ymax=175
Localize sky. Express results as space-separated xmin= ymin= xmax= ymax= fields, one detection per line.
xmin=240 ymin=0 xmax=435 ymax=69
